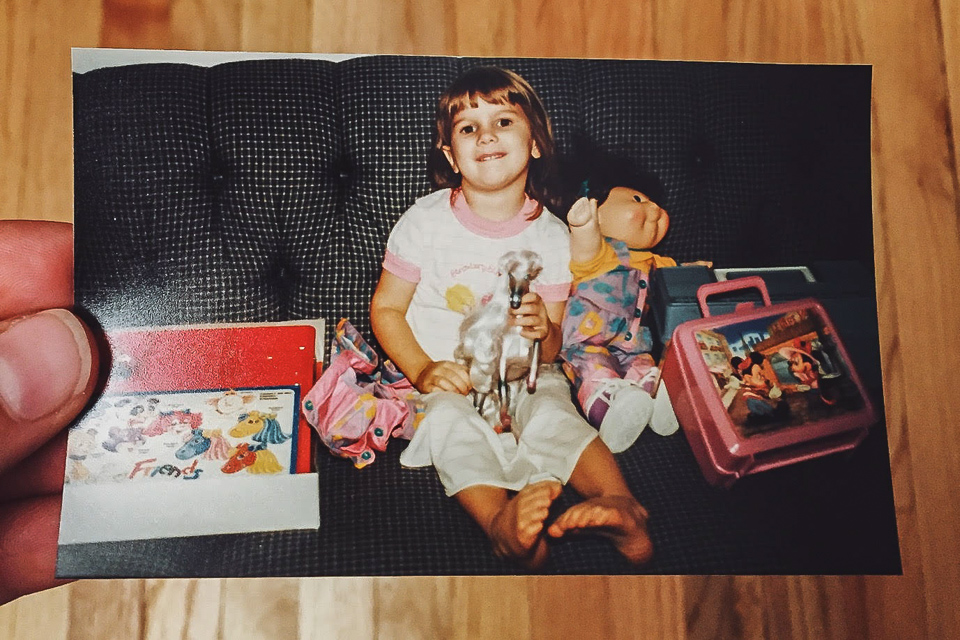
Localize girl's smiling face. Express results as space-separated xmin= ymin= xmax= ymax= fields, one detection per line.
xmin=441 ymin=98 xmax=541 ymax=195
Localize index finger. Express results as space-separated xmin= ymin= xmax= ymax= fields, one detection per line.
xmin=0 ymin=221 xmax=74 ymax=318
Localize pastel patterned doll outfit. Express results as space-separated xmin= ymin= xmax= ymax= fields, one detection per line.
xmin=561 ymin=238 xmax=676 ymax=425
xmin=383 ymin=189 xmax=598 ymax=495
xmin=303 ymin=319 xmax=423 ymax=469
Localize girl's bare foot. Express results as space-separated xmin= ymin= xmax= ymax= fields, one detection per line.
xmin=489 ymin=480 xmax=562 ymax=569
xmin=546 ymin=495 xmax=653 ymax=564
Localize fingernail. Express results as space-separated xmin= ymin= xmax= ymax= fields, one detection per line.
xmin=0 ymin=309 xmax=93 ymax=421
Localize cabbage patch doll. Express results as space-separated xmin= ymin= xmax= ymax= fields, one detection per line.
xmin=557 ymin=150 xmax=690 ymax=453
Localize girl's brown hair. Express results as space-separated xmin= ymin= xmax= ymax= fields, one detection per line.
xmin=428 ymin=66 xmax=556 ymax=218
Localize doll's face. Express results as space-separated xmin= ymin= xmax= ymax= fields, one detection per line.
xmin=597 ymin=187 xmax=670 ymax=250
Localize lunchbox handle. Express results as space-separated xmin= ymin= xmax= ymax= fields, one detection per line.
xmin=697 ymin=276 xmax=771 ymax=317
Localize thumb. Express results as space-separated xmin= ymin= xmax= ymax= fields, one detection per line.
xmin=0 ymin=309 xmax=99 ymax=474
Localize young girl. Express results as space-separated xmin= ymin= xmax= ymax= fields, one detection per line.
xmin=370 ymin=66 xmax=652 ymax=568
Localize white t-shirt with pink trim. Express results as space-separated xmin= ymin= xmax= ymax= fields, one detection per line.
xmin=383 ymin=188 xmax=572 ymax=362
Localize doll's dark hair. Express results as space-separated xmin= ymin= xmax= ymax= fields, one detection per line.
xmin=428 ymin=66 xmax=556 ymax=219
xmin=552 ymin=138 xmax=665 ymax=220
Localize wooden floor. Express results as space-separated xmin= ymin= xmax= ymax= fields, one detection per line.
xmin=2 ymin=0 xmax=959 ymax=638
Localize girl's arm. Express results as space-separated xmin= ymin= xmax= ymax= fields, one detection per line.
xmin=370 ymin=269 xmax=470 ymax=394
xmin=566 ymin=197 xmax=603 ymax=264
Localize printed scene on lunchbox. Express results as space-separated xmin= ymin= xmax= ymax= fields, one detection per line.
xmin=696 ymin=308 xmax=864 ymax=437
xmin=65 ymin=387 xmax=299 ymax=484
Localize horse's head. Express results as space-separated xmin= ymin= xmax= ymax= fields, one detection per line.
xmin=229 ymin=411 xmax=263 ymax=438
xmin=498 ymin=250 xmax=543 ymax=310
xmin=175 ymin=428 xmax=211 ymax=460
xmin=221 ymin=443 xmax=256 ymax=474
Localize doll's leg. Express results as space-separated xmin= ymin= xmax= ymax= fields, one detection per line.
xmin=564 ymin=344 xmax=623 ymax=423
xmin=623 ymin=353 xmax=659 ymax=393
xmin=565 ymin=346 xmax=654 ymax=452
xmin=622 ymin=353 xmax=679 ymax=436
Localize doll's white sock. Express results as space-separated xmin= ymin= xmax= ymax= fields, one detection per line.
xmin=593 ymin=380 xmax=655 ymax=454
xmin=650 ymin=382 xmax=680 ymax=436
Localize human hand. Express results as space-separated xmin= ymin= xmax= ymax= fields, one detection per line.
xmin=0 ymin=220 xmax=100 ymax=605
xmin=510 ymin=292 xmax=552 ymax=342
xmin=415 ymin=360 xmax=471 ymax=394
xmin=566 ymin=196 xmax=598 ymax=228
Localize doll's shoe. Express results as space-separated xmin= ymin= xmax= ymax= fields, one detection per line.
xmin=650 ymin=382 xmax=680 ymax=436
xmin=596 ymin=381 xmax=655 ymax=454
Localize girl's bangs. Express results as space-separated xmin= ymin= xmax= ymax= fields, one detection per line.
xmin=447 ymin=86 xmax=522 ymax=118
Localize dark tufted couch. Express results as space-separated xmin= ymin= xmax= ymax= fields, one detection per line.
xmin=67 ymin=55 xmax=899 ymax=576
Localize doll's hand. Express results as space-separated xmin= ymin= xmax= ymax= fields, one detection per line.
xmin=510 ymin=292 xmax=552 ymax=342
xmin=566 ymin=197 xmax=598 ymax=228
xmin=415 ymin=360 xmax=472 ymax=395
xmin=0 ymin=220 xmax=100 ymax=605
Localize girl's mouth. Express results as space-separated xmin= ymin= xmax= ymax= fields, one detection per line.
xmin=477 ymin=152 xmax=506 ymax=162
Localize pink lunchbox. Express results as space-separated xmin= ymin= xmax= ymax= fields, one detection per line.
xmin=660 ymin=276 xmax=878 ymax=488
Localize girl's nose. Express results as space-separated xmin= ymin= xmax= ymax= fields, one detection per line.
xmin=478 ymin=125 xmax=497 ymax=143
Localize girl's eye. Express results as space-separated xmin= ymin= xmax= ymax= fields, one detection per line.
xmin=458 ymin=124 xmax=475 ymax=135
xmin=497 ymin=118 xmax=513 ymax=127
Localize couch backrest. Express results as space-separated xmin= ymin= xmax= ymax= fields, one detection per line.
xmin=74 ymin=55 xmax=873 ymax=347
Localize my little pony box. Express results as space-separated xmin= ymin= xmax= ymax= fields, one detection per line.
xmin=660 ymin=276 xmax=878 ymax=488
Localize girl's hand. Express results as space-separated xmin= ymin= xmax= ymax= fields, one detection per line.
xmin=510 ymin=292 xmax=553 ymax=342
xmin=415 ymin=360 xmax=472 ymax=395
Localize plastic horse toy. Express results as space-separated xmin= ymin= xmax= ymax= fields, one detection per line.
xmin=229 ymin=411 xmax=290 ymax=444
xmin=454 ymin=249 xmax=543 ymax=432
xmin=221 ymin=442 xmax=283 ymax=474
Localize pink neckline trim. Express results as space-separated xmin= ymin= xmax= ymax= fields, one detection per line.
xmin=450 ymin=189 xmax=537 ymax=238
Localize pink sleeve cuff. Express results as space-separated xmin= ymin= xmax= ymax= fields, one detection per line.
xmin=534 ymin=281 xmax=571 ymax=303
xmin=383 ymin=250 xmax=420 ymax=283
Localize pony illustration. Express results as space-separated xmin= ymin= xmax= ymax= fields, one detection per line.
xmin=229 ymin=411 xmax=290 ymax=444
xmin=102 ymin=426 xmax=146 ymax=452
xmin=175 ymin=428 xmax=231 ymax=461
xmin=143 ymin=409 xmax=204 ymax=437
xmin=221 ymin=442 xmax=284 ymax=475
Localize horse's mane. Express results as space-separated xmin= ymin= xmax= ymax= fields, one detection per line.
xmin=144 ymin=410 xmax=203 ymax=437
xmin=252 ymin=416 xmax=290 ymax=445
xmin=247 ymin=448 xmax=283 ymax=474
